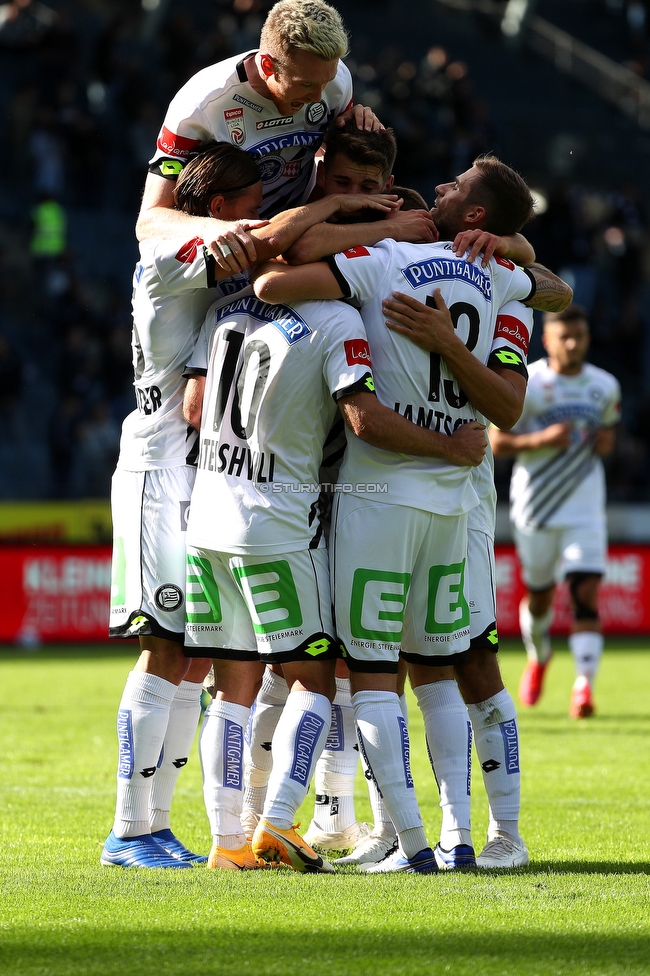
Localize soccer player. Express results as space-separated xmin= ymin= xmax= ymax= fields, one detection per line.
xmin=182 ymin=289 xmax=485 ymax=873
xmin=490 ymin=305 xmax=620 ymax=719
xmin=251 ymin=157 xmax=556 ymax=872
xmin=101 ymin=141 xmax=399 ymax=869
xmin=137 ymin=0 xmax=383 ymax=265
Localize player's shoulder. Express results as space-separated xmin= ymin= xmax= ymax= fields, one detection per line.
xmin=582 ymin=360 xmax=620 ymax=389
xmin=526 ymin=357 xmax=552 ymax=380
xmin=173 ymin=51 xmax=255 ymax=107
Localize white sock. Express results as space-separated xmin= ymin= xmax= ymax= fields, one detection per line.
xmin=264 ymin=691 xmax=332 ymax=829
xmin=149 ymin=680 xmax=202 ymax=833
xmin=519 ymin=599 xmax=553 ymax=664
xmin=311 ymin=677 xmax=358 ymax=833
xmin=414 ymin=680 xmax=473 ymax=851
xmin=199 ymin=699 xmax=249 ymax=848
xmin=569 ymin=631 xmax=603 ymax=684
xmin=467 ymin=688 xmax=522 ymax=842
xmin=360 ymin=692 xmax=407 ymax=839
xmin=242 ymin=668 xmax=289 ymax=814
xmin=353 ymin=690 xmax=426 ymax=858
xmin=113 ymin=671 xmax=176 ymax=839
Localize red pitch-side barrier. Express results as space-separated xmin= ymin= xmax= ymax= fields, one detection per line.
xmin=0 ymin=545 xmax=649 ymax=644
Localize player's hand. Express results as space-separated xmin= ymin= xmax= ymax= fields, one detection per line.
xmin=384 ymin=208 xmax=438 ymax=244
xmin=446 ymin=421 xmax=487 ymax=467
xmin=335 ymin=192 xmax=401 ymax=215
xmin=594 ymin=426 xmax=616 ymax=456
xmin=383 ymin=287 xmax=456 ymax=353
xmin=452 ymin=230 xmax=507 ymax=267
xmin=206 ymin=220 xmax=269 ymax=273
xmin=336 ymin=104 xmax=385 ymax=132
xmin=536 ymin=422 xmax=572 ymax=449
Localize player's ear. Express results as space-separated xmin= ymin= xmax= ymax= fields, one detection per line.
xmin=209 ymin=195 xmax=226 ymax=217
xmin=259 ymin=53 xmax=276 ymax=78
xmin=464 ymin=203 xmax=486 ymax=228
xmin=384 ymin=174 xmax=394 ymax=191
xmin=316 ymin=160 xmax=326 ymax=189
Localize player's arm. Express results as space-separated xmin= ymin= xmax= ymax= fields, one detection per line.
xmin=383 ymin=289 xmax=527 ymax=430
xmin=452 ymin=230 xmax=536 ymax=267
xmin=489 ymin=423 xmax=572 ymax=456
xmin=523 ymin=263 xmax=573 ymax=312
xmin=252 ymin=260 xmax=344 ymax=303
xmin=594 ymin=425 xmax=617 ymax=456
xmin=338 ymin=391 xmax=486 ymax=466
xmin=284 ymin=206 xmax=437 ymax=265
xmin=217 ymin=193 xmax=401 ymax=271
xmin=183 ymin=376 xmax=205 ymax=431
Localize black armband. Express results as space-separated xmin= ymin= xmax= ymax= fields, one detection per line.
xmin=333 ymin=372 xmax=376 ymax=402
xmin=148 ymin=158 xmax=186 ymax=180
xmin=487 ymin=347 xmax=529 ymax=379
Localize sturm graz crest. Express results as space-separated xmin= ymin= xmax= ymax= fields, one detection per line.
xmin=306 ymin=101 xmax=327 ymax=125
xmin=154 ymin=583 xmax=183 ymax=612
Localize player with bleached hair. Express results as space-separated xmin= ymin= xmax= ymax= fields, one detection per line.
xmin=490 ymin=305 xmax=620 ymax=720
xmin=137 ymin=0 xmax=382 ymax=271
xmin=101 ymin=140 xmax=400 ymax=869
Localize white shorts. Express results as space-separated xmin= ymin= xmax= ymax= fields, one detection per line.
xmin=467 ymin=528 xmax=498 ymax=649
xmin=514 ymin=521 xmax=607 ymax=591
xmin=330 ymin=495 xmax=470 ymax=672
xmin=184 ymin=546 xmax=338 ymax=663
xmin=109 ymin=466 xmax=194 ymax=642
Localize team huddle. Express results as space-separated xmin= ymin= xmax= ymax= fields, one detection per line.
xmin=101 ymin=0 xmax=619 ymax=875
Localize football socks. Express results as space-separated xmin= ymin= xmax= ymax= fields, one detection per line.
xmin=569 ymin=630 xmax=603 ymax=683
xmin=264 ymin=690 xmax=331 ymax=829
xmin=113 ymin=671 xmax=176 ymax=839
xmin=311 ymin=677 xmax=358 ymax=834
xmin=519 ymin=599 xmax=553 ymax=664
xmin=149 ymin=679 xmax=203 ymax=833
xmin=352 ymin=690 xmax=426 ymax=858
xmin=413 ymin=680 xmax=473 ymax=852
xmin=467 ymin=688 xmax=523 ymax=840
xmin=200 ymin=698 xmax=249 ymax=849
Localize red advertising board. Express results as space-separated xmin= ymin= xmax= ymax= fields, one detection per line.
xmin=0 ymin=547 xmax=113 ymax=643
xmin=0 ymin=544 xmax=649 ymax=644
xmin=495 ymin=544 xmax=650 ymax=636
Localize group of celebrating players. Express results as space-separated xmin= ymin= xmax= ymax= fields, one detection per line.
xmin=100 ymin=0 xmax=620 ymax=875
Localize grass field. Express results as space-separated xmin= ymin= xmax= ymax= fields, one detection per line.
xmin=1 ymin=640 xmax=649 ymax=976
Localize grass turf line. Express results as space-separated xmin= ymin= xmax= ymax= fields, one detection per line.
xmin=1 ymin=641 xmax=649 ymax=976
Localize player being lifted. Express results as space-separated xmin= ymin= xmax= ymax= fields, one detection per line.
xmin=252 ymin=154 xmax=572 ymax=871
xmin=490 ymin=305 xmax=620 ymax=719
xmin=138 ymin=0 xmax=385 ymax=268
xmin=101 ymin=141 xmax=402 ymax=869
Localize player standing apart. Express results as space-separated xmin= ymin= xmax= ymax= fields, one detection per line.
xmin=490 ymin=305 xmax=620 ymax=718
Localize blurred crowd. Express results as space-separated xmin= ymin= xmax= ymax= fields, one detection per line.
xmin=0 ymin=0 xmax=648 ymax=501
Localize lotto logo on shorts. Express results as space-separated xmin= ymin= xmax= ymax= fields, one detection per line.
xmin=499 ymin=719 xmax=520 ymax=774
xmin=397 ymin=716 xmax=414 ymax=789
xmin=290 ymin=712 xmax=325 ymax=785
xmin=233 ymin=560 xmax=303 ymax=635
xmin=325 ymin=704 xmax=344 ymax=751
xmin=186 ymin=555 xmax=223 ymax=624
xmin=117 ymin=709 xmax=134 ymax=779
xmin=349 ymin=569 xmax=411 ymax=643
xmin=424 ymin=561 xmax=470 ymax=636
xmin=223 ymin=721 xmax=243 ymax=789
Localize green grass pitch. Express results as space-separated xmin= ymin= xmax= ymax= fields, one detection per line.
xmin=1 ymin=640 xmax=649 ymax=976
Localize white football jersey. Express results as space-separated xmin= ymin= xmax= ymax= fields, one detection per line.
xmin=328 ymin=242 xmax=535 ymax=516
xmin=185 ymin=288 xmax=375 ymax=554
xmin=509 ymin=358 xmax=621 ymax=530
xmin=117 ymin=237 xmax=250 ymax=471
xmin=150 ymin=52 xmax=353 ymax=219
xmin=469 ymin=300 xmax=535 ymax=538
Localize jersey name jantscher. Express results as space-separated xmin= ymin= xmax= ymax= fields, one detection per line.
xmin=150 ymin=52 xmax=353 ymax=219
xmin=509 ymin=358 xmax=621 ymax=530
xmin=184 ymin=287 xmax=374 ymax=554
xmin=118 ymin=237 xmax=250 ymax=471
xmin=328 ymin=241 xmax=534 ymax=516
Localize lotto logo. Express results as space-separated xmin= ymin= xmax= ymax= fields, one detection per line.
xmin=344 ymin=339 xmax=372 ymax=367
